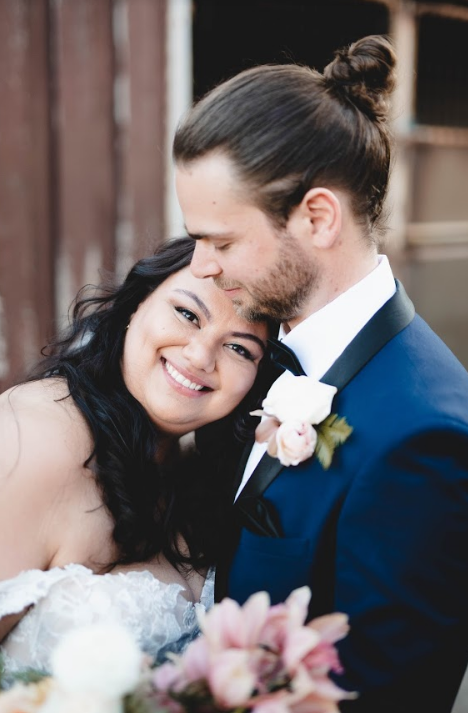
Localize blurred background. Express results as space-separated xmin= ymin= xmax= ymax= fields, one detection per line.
xmin=1 ymin=0 xmax=468 ymax=391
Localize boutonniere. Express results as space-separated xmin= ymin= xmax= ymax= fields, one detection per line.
xmin=251 ymin=372 xmax=353 ymax=469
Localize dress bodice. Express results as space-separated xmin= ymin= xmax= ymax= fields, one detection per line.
xmin=0 ymin=564 xmax=214 ymax=676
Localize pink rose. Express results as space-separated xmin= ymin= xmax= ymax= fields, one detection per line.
xmin=271 ymin=422 xmax=317 ymax=467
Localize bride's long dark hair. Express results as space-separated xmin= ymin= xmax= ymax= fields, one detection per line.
xmin=27 ymin=237 xmax=276 ymax=571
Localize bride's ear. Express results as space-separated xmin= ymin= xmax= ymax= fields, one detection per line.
xmin=287 ymin=188 xmax=342 ymax=250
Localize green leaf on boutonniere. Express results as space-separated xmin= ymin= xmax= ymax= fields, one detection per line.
xmin=315 ymin=414 xmax=353 ymax=470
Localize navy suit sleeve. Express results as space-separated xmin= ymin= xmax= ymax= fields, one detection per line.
xmin=333 ymin=428 xmax=468 ymax=713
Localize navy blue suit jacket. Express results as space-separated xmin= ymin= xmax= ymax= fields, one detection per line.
xmin=223 ymin=300 xmax=468 ymax=713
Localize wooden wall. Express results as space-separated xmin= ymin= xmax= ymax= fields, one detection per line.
xmin=0 ymin=0 xmax=167 ymax=391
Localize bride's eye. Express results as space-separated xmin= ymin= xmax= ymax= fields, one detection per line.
xmin=226 ymin=343 xmax=255 ymax=361
xmin=175 ymin=306 xmax=199 ymax=325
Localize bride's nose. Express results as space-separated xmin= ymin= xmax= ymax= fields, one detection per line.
xmin=182 ymin=333 xmax=216 ymax=373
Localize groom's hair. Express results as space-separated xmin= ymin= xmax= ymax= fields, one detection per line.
xmin=174 ymin=35 xmax=396 ymax=242
xmin=26 ymin=237 xmax=275 ymax=572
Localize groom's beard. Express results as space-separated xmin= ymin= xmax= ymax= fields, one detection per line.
xmin=215 ymin=233 xmax=319 ymax=323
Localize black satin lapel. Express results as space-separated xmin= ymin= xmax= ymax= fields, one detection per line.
xmin=238 ymin=452 xmax=284 ymax=500
xmin=231 ymin=442 xmax=255 ymax=499
xmin=234 ymin=452 xmax=284 ymax=537
xmin=217 ymin=454 xmax=284 ymax=599
xmin=321 ymin=280 xmax=415 ymax=391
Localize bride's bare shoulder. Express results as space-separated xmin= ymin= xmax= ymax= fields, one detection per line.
xmin=1 ymin=377 xmax=73 ymax=411
xmin=0 ymin=379 xmax=102 ymax=577
xmin=0 ymin=378 xmax=92 ymax=482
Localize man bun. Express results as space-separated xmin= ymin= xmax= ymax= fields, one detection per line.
xmin=323 ymin=35 xmax=396 ymax=121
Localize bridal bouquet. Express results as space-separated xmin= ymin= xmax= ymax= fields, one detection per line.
xmin=0 ymin=586 xmax=354 ymax=713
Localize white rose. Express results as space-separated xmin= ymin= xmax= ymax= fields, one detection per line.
xmin=273 ymin=421 xmax=318 ymax=467
xmin=262 ymin=372 xmax=337 ymax=425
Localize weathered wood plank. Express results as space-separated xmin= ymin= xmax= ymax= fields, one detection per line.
xmin=0 ymin=0 xmax=52 ymax=389
xmin=51 ymin=0 xmax=116 ymax=326
xmin=114 ymin=0 xmax=167 ymax=277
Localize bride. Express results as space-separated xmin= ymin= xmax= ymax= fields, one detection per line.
xmin=0 ymin=237 xmax=273 ymax=676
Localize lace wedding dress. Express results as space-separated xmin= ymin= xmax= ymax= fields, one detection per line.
xmin=0 ymin=563 xmax=214 ymax=676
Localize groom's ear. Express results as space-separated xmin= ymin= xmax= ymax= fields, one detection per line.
xmin=288 ymin=187 xmax=342 ymax=250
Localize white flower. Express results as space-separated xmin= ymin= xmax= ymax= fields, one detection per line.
xmin=272 ymin=421 xmax=318 ymax=467
xmin=41 ymin=622 xmax=143 ymax=713
xmin=40 ymin=691 xmax=122 ymax=713
xmin=261 ymin=372 xmax=337 ymax=425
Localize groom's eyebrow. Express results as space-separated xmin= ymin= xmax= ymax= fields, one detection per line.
xmin=174 ymin=289 xmax=211 ymax=319
xmin=185 ymin=227 xmax=236 ymax=241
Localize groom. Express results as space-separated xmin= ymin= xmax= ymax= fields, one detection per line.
xmin=173 ymin=36 xmax=468 ymax=713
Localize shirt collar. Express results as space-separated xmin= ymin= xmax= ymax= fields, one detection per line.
xmin=279 ymin=255 xmax=396 ymax=381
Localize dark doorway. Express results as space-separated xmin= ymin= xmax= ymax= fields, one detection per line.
xmin=193 ymin=0 xmax=390 ymax=100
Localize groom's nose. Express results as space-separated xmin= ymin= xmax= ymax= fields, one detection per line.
xmin=190 ymin=240 xmax=222 ymax=279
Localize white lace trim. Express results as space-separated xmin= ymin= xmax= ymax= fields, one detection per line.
xmin=0 ymin=564 xmax=214 ymax=675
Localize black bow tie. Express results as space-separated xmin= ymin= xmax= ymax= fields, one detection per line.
xmin=267 ymin=338 xmax=306 ymax=377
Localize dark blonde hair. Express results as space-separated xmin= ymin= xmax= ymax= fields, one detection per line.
xmin=174 ymin=35 xmax=396 ymax=240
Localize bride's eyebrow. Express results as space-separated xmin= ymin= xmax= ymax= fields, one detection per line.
xmin=174 ymin=289 xmax=211 ymax=320
xmin=231 ymin=332 xmax=266 ymax=353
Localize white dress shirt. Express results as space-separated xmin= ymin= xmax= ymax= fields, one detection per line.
xmin=235 ymin=255 xmax=396 ymax=500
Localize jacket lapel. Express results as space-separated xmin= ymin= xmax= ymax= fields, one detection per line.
xmin=321 ymin=279 xmax=415 ymax=391
xmin=231 ymin=442 xmax=255 ymax=499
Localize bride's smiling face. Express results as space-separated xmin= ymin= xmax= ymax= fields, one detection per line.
xmin=122 ymin=267 xmax=268 ymax=435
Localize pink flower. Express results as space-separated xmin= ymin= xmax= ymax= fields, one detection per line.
xmin=258 ymin=587 xmax=311 ymax=651
xmin=198 ymin=597 xmax=243 ymax=649
xmin=283 ymin=627 xmax=321 ymax=674
xmin=284 ymin=587 xmax=312 ymax=628
xmin=303 ymin=614 xmax=350 ymax=675
xmin=207 ymin=649 xmax=257 ymax=707
xmin=308 ymin=613 xmax=350 ymax=646
xmin=254 ymin=415 xmax=281 ymax=448
xmin=286 ymin=665 xmax=354 ymax=713
xmin=289 ymin=691 xmax=343 ymax=713
xmin=199 ymin=590 xmax=270 ymax=651
xmin=152 ymin=662 xmax=183 ymax=693
xmin=178 ymin=637 xmax=210 ymax=683
xmin=301 ymin=642 xmax=343 ymax=676
xmin=273 ymin=422 xmax=317 ymax=466
xmin=255 ymin=416 xmax=318 ymax=467
xmin=288 ymin=672 xmax=356 ymax=713
xmin=252 ymin=699 xmax=290 ymax=713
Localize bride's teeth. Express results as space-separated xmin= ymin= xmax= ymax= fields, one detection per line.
xmin=165 ymin=361 xmax=204 ymax=391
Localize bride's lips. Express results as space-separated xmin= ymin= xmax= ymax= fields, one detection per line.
xmin=161 ymin=358 xmax=213 ymax=397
